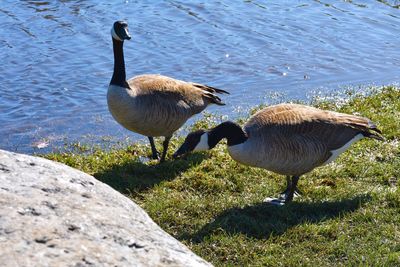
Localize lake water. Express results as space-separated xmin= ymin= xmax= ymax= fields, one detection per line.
xmin=1 ymin=0 xmax=399 ymax=153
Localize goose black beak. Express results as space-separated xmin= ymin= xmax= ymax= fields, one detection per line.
xmin=173 ymin=143 xmax=190 ymax=159
xmin=123 ymin=28 xmax=131 ymax=40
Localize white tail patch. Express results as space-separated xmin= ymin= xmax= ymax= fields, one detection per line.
xmin=194 ymin=133 xmax=209 ymax=151
xmin=324 ymin=134 xmax=364 ymax=165
xmin=111 ymin=27 xmax=123 ymax=41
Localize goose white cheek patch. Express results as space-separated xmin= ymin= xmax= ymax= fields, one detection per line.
xmin=111 ymin=27 xmax=123 ymax=41
xmin=193 ymin=133 xmax=209 ymax=151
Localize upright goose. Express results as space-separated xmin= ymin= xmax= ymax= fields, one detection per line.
xmin=107 ymin=21 xmax=229 ymax=162
xmin=173 ymin=103 xmax=383 ymax=204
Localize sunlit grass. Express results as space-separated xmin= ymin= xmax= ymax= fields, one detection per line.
xmin=45 ymin=86 xmax=400 ymax=266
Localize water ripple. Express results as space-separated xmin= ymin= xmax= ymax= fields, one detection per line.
xmin=0 ymin=0 xmax=399 ymax=153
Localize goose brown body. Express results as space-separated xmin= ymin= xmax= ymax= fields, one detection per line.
xmin=107 ymin=74 xmax=226 ymax=137
xmin=228 ymin=103 xmax=382 ymax=176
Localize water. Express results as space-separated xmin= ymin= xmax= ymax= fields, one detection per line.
xmin=1 ymin=0 xmax=399 ymax=153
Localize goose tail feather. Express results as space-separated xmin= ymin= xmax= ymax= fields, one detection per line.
xmin=363 ymin=121 xmax=384 ymax=141
xmin=203 ymin=92 xmax=226 ymax=106
xmin=191 ymin=83 xmax=230 ymax=95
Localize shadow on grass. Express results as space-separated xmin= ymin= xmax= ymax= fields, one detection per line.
xmin=184 ymin=194 xmax=371 ymax=241
xmin=93 ymin=153 xmax=206 ymax=195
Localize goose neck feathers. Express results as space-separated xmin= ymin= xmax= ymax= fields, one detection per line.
xmin=110 ymin=38 xmax=128 ymax=88
xmin=208 ymin=121 xmax=248 ymax=148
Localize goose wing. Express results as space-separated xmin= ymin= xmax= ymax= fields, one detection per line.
xmin=246 ymin=104 xmax=382 ymax=167
xmin=128 ymin=74 xmax=228 ymax=110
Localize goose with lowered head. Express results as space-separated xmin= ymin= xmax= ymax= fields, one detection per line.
xmin=173 ymin=103 xmax=383 ymax=205
xmin=107 ymin=21 xmax=229 ymax=162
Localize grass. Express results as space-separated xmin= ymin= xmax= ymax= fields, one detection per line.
xmin=45 ymin=86 xmax=400 ymax=266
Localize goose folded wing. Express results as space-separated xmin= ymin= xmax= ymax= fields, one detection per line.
xmin=128 ymin=74 xmax=226 ymax=112
xmin=266 ymin=107 xmax=383 ymax=152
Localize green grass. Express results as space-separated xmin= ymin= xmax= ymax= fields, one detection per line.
xmin=45 ymin=86 xmax=400 ymax=266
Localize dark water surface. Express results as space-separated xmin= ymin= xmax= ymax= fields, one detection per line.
xmin=1 ymin=0 xmax=399 ymax=153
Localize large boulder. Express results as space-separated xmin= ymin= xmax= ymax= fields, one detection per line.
xmin=0 ymin=149 xmax=212 ymax=267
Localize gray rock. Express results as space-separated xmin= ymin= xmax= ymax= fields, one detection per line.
xmin=0 ymin=149 xmax=212 ymax=267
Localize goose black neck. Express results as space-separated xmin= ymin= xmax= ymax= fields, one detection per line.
xmin=110 ymin=38 xmax=127 ymax=87
xmin=208 ymin=121 xmax=248 ymax=148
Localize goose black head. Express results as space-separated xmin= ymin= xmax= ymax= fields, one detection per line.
xmin=173 ymin=130 xmax=208 ymax=158
xmin=111 ymin=21 xmax=131 ymax=41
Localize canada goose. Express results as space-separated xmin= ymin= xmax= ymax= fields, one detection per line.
xmin=173 ymin=103 xmax=383 ymax=204
xmin=107 ymin=21 xmax=229 ymax=162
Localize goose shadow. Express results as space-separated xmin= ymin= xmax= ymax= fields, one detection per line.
xmin=183 ymin=194 xmax=371 ymax=242
xmin=93 ymin=153 xmax=206 ymax=195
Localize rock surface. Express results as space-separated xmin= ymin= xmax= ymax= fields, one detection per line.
xmin=0 ymin=149 xmax=212 ymax=267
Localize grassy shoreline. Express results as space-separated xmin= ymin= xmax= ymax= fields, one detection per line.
xmin=45 ymin=86 xmax=400 ymax=266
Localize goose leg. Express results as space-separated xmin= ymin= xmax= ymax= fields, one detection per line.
xmin=160 ymin=136 xmax=172 ymax=163
xmin=280 ymin=176 xmax=302 ymax=199
xmin=284 ymin=176 xmax=300 ymax=203
xmin=148 ymin=136 xmax=159 ymax=160
xmin=264 ymin=176 xmax=301 ymax=205
xmin=279 ymin=176 xmax=292 ymax=198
